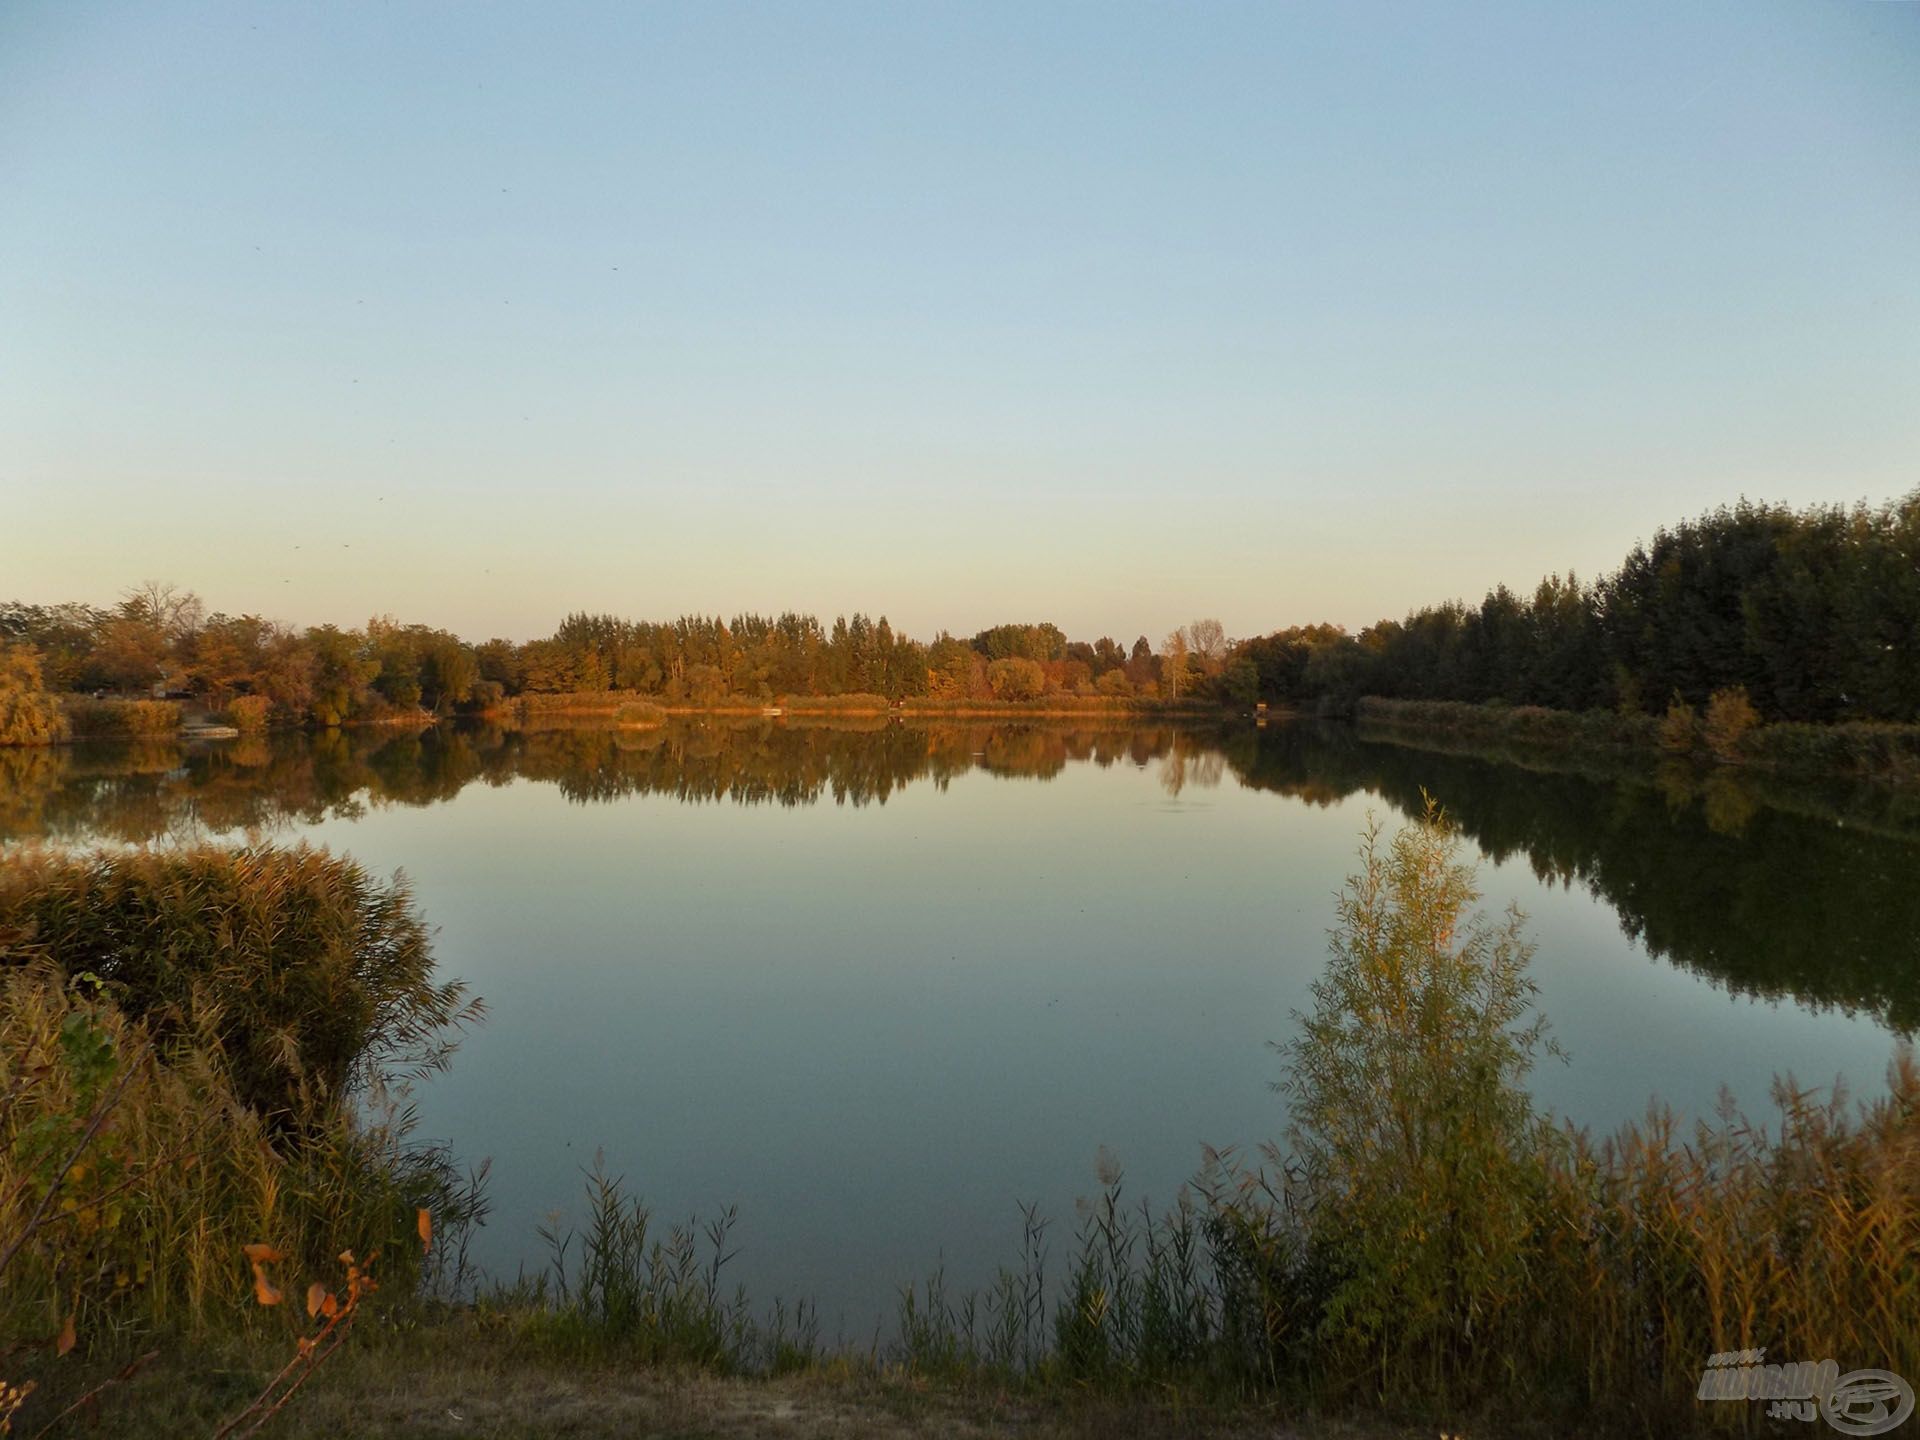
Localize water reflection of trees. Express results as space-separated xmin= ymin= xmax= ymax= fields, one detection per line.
xmin=1222 ymin=724 xmax=1920 ymax=1034
xmin=5 ymin=718 xmax=1916 ymax=1033
xmin=0 ymin=719 xmax=1203 ymax=845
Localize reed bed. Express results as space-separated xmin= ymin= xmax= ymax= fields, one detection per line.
xmin=611 ymin=700 xmax=667 ymax=728
xmin=1357 ymin=696 xmax=1658 ymax=752
xmin=1744 ymin=721 xmax=1920 ymax=784
xmin=1360 ymin=695 xmax=1920 ymax=788
xmin=894 ymin=695 xmax=1210 ymax=716
xmin=60 ymin=699 xmax=183 ymax=740
xmin=509 ymin=691 xmax=652 ymax=717
xmin=0 ymin=845 xmax=485 ymax=1386
xmin=0 ymin=964 xmax=470 ymax=1341
xmin=775 ymin=693 xmax=893 ymax=713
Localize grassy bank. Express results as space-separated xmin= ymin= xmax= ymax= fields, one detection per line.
xmin=24 ymin=1323 xmax=1430 ymax=1440
xmin=1356 ymin=695 xmax=1920 ymax=786
xmin=5 ymin=821 xmax=1916 ymax=1437
xmin=497 ymin=690 xmax=1226 ymax=720
xmin=894 ymin=696 xmax=1220 ymax=718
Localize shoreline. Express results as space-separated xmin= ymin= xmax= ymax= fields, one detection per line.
xmin=1352 ymin=695 xmax=1920 ymax=789
xmin=27 ymin=1324 xmax=1428 ymax=1440
xmin=22 ymin=692 xmax=1920 ymax=791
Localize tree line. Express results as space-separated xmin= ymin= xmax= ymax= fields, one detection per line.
xmin=1238 ymin=489 xmax=1920 ymax=724
xmin=5 ymin=488 xmax=1914 ymax=731
xmin=1 ymin=584 xmax=1238 ymax=729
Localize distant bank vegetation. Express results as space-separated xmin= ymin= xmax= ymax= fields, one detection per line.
xmin=0 ymin=589 xmax=1229 ymax=747
xmin=2 ymin=488 xmax=1916 ymax=749
xmin=1356 ymin=695 xmax=1920 ymax=784
xmin=1243 ymin=488 xmax=1920 ymax=727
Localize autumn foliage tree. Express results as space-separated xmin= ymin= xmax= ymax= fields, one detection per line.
xmin=0 ymin=646 xmax=68 ymax=746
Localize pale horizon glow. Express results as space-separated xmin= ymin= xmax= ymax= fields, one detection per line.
xmin=3 ymin=2 xmax=1917 ymax=644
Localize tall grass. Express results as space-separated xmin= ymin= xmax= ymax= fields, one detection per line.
xmin=0 ymin=845 xmax=487 ymax=1370
xmin=494 ymin=1155 xmax=821 ymax=1373
xmin=0 ymin=963 xmax=479 ymax=1348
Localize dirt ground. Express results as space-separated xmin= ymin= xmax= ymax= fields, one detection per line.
xmin=15 ymin=1328 xmax=1442 ymax=1440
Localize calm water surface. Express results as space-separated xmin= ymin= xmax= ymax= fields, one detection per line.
xmin=4 ymin=719 xmax=1916 ymax=1331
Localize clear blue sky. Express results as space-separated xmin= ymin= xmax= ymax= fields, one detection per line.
xmin=4 ymin=1 xmax=1916 ymax=643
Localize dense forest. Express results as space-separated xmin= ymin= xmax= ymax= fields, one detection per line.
xmin=1247 ymin=489 xmax=1920 ymax=723
xmin=3 ymin=488 xmax=1916 ymax=735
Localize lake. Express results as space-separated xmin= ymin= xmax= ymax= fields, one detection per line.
xmin=3 ymin=717 xmax=1915 ymax=1335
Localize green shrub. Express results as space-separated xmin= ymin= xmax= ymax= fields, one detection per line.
xmin=0 ymin=843 xmax=490 ymax=1392
xmin=1275 ymin=799 xmax=1552 ymax=1396
xmin=0 ymin=645 xmax=68 ymax=746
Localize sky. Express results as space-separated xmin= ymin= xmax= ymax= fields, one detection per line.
xmin=3 ymin=1 xmax=1917 ymax=645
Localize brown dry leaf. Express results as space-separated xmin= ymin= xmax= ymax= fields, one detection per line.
xmin=56 ymin=1312 xmax=76 ymax=1356
xmin=251 ymin=1264 xmax=283 ymax=1307
xmin=320 ymin=1293 xmax=339 ymax=1318
xmin=242 ymin=1243 xmax=286 ymax=1264
xmin=306 ymin=1282 xmax=329 ymax=1319
xmin=417 ymin=1207 xmax=433 ymax=1253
